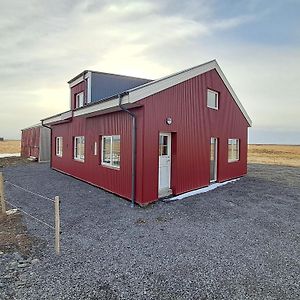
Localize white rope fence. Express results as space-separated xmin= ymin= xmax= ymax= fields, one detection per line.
xmin=4 ymin=180 xmax=55 ymax=203
xmin=0 ymin=172 xmax=61 ymax=255
xmin=5 ymin=199 xmax=55 ymax=230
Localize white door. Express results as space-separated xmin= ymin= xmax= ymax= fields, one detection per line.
xmin=158 ymin=133 xmax=171 ymax=196
xmin=210 ymin=137 xmax=218 ymax=183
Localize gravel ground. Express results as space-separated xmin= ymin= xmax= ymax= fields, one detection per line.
xmin=0 ymin=163 xmax=299 ymax=300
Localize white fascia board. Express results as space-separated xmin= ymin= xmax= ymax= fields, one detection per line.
xmin=129 ymin=61 xmax=215 ymax=103
xmin=69 ymin=75 xmax=84 ymax=88
xmin=128 ymin=60 xmax=252 ymax=126
xmin=73 ymin=95 xmax=129 ymax=117
xmin=66 ymin=61 xmax=251 ymax=126
xmin=214 ymin=62 xmax=252 ymax=126
xmin=21 ymin=123 xmax=42 ymax=131
xmin=68 ymin=71 xmax=91 ymax=88
xmin=87 ymin=71 xmax=92 ymax=103
xmin=42 ymin=111 xmax=73 ymax=125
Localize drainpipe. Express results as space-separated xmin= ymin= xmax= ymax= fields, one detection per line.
xmin=118 ymin=92 xmax=136 ymax=208
xmin=41 ymin=121 xmax=52 ymax=168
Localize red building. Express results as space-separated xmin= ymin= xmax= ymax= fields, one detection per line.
xmin=21 ymin=124 xmax=51 ymax=162
xmin=42 ymin=60 xmax=252 ymax=206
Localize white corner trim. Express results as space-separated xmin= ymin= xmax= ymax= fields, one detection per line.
xmin=87 ymin=71 xmax=92 ymax=103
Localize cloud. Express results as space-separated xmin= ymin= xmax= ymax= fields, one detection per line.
xmin=0 ymin=0 xmax=299 ymax=144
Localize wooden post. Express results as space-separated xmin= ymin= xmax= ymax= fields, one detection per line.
xmin=54 ymin=196 xmax=60 ymax=255
xmin=0 ymin=172 xmax=6 ymax=215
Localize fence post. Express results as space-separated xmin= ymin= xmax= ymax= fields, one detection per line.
xmin=0 ymin=172 xmax=6 ymax=215
xmin=54 ymin=196 xmax=60 ymax=255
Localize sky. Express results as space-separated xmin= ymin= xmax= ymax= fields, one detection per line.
xmin=0 ymin=0 xmax=299 ymax=144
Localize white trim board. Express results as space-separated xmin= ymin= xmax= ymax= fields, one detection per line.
xmin=42 ymin=60 xmax=252 ymax=126
xmin=42 ymin=111 xmax=72 ymax=125
xmin=0 ymin=153 xmax=21 ymax=158
xmin=127 ymin=60 xmax=251 ymax=126
xmin=21 ymin=123 xmax=42 ymax=131
xmin=165 ymin=178 xmax=240 ymax=202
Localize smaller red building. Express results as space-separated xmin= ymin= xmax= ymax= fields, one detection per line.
xmin=42 ymin=60 xmax=252 ymax=206
xmin=21 ymin=124 xmax=51 ymax=162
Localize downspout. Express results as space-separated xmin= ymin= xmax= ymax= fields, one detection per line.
xmin=118 ymin=92 xmax=136 ymax=208
xmin=41 ymin=121 xmax=52 ymax=168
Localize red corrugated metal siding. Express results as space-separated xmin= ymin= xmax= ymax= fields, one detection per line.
xmin=139 ymin=69 xmax=248 ymax=205
xmin=71 ymin=81 xmax=85 ymax=110
xmin=51 ymin=108 xmax=145 ymax=202
xmin=52 ymin=68 xmax=248 ymax=206
xmin=21 ymin=127 xmax=40 ymax=158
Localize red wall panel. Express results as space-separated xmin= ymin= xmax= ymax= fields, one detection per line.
xmin=21 ymin=127 xmax=40 ymax=158
xmin=51 ymin=108 xmax=145 ymax=202
xmin=139 ymin=69 xmax=248 ymax=205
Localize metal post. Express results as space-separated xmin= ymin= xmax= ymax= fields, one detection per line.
xmin=0 ymin=172 xmax=6 ymax=215
xmin=54 ymin=196 xmax=60 ymax=255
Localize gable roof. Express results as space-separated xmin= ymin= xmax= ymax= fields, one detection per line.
xmin=42 ymin=60 xmax=252 ymax=126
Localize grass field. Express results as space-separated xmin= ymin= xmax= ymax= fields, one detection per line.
xmin=248 ymin=144 xmax=300 ymax=167
xmin=0 ymin=140 xmax=21 ymax=154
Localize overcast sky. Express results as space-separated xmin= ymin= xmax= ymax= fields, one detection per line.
xmin=1 ymin=0 xmax=299 ymax=143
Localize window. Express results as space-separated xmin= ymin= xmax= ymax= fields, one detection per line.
xmin=101 ymin=135 xmax=120 ymax=168
xmin=75 ymin=92 xmax=84 ymax=108
xmin=159 ymin=135 xmax=168 ymax=156
xmin=228 ymin=139 xmax=239 ymax=162
xmin=56 ymin=137 xmax=63 ymax=157
xmin=207 ymin=89 xmax=219 ymax=110
xmin=94 ymin=142 xmax=97 ymax=156
xmin=74 ymin=136 xmax=85 ymax=161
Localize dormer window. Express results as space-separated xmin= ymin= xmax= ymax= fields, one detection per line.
xmin=75 ymin=92 xmax=84 ymax=108
xmin=207 ymin=89 xmax=219 ymax=110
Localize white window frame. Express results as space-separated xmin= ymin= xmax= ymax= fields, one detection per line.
xmin=207 ymin=89 xmax=219 ymax=110
xmin=101 ymin=135 xmax=120 ymax=169
xmin=75 ymin=92 xmax=84 ymax=108
xmin=55 ymin=137 xmax=63 ymax=157
xmin=74 ymin=136 xmax=85 ymax=162
xmin=94 ymin=142 xmax=97 ymax=156
xmin=228 ymin=138 xmax=240 ymax=162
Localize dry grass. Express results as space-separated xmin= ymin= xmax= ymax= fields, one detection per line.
xmin=1 ymin=141 xmax=299 ymax=167
xmin=0 ymin=211 xmax=35 ymax=257
xmin=0 ymin=157 xmax=32 ymax=168
xmin=248 ymin=144 xmax=300 ymax=167
xmin=0 ymin=140 xmax=21 ymax=154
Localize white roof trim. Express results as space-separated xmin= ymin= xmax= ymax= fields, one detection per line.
xmin=214 ymin=62 xmax=252 ymax=126
xmin=21 ymin=123 xmax=42 ymax=131
xmin=127 ymin=60 xmax=252 ymax=126
xmin=73 ymin=94 xmax=129 ymax=117
xmin=42 ymin=111 xmax=73 ymax=125
xmin=44 ymin=60 xmax=252 ymax=126
xmin=68 ymin=71 xmax=91 ymax=88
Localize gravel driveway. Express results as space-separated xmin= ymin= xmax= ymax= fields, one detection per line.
xmin=1 ymin=163 xmax=299 ymax=300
